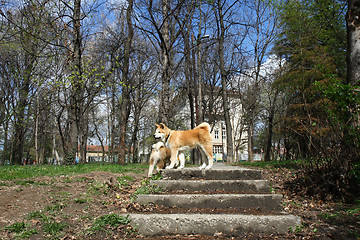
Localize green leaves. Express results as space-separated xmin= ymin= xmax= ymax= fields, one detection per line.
xmin=315 ymin=78 xmax=360 ymax=147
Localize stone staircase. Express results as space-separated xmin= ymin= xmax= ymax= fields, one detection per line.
xmin=128 ymin=163 xmax=301 ymax=237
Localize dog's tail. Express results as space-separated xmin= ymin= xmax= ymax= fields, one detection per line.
xmin=195 ymin=122 xmax=211 ymax=132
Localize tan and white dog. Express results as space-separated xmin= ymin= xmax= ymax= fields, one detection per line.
xmin=154 ymin=122 xmax=213 ymax=170
xmin=148 ymin=142 xmax=172 ymax=177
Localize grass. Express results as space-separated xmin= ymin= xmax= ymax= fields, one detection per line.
xmin=235 ymin=159 xmax=305 ymax=169
xmin=87 ymin=181 xmax=109 ymax=195
xmin=27 ymin=211 xmax=48 ymax=221
xmin=131 ymin=178 xmax=163 ymax=202
xmin=2 ymin=221 xmax=38 ymax=239
xmin=0 ymin=163 xmax=145 ymax=239
xmin=118 ymin=175 xmax=134 ymax=185
xmin=150 ymin=172 xmax=163 ymax=180
xmin=88 ymin=213 xmax=131 ymax=234
xmin=43 ymin=221 xmax=67 ymax=235
xmin=319 ymin=199 xmax=360 ymax=221
xmin=45 ymin=202 xmax=67 ymax=213
xmin=3 ymin=222 xmax=26 ymax=233
xmin=0 ymin=162 xmax=148 ymax=180
xmin=27 ymin=210 xmax=67 ymax=237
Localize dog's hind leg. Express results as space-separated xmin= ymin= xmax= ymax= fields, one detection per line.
xmin=199 ymin=162 xmax=206 ymax=169
xmin=178 ymin=153 xmax=185 ymax=169
xmin=199 ymin=144 xmax=213 ymax=170
xmin=156 ymin=158 xmax=164 ymax=170
xmin=166 ymin=149 xmax=178 ymax=169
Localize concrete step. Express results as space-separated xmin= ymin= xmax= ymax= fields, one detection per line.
xmin=161 ymin=168 xmax=263 ymax=180
xmin=137 ymin=193 xmax=284 ymax=211
xmin=128 ymin=213 xmax=301 ymax=236
xmin=151 ymin=179 xmax=271 ymax=193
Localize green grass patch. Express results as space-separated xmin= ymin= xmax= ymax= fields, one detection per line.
xmin=74 ymin=198 xmax=88 ymax=204
xmin=13 ymin=180 xmax=35 ymax=185
xmin=0 ymin=163 xmax=147 ymax=180
xmin=12 ymin=179 xmax=49 ymax=186
xmin=75 ymin=176 xmax=90 ymax=182
xmin=87 ymin=181 xmax=109 ymax=195
xmin=236 ymin=159 xmax=304 ymax=169
xmin=43 ymin=221 xmax=67 ymax=235
xmin=3 ymin=222 xmax=26 ymax=233
xmin=150 ymin=172 xmax=163 ymax=180
xmin=27 ymin=210 xmax=49 ymax=221
xmin=18 ymin=228 xmax=38 ymax=238
xmin=319 ymin=199 xmax=360 ymax=222
xmin=2 ymin=221 xmax=38 ymax=239
xmin=27 ymin=210 xmax=67 ymax=236
xmin=45 ymin=202 xmax=67 ymax=213
xmin=89 ymin=213 xmax=130 ymax=233
xmin=131 ymin=179 xmax=163 ymax=202
xmin=117 ymin=175 xmax=134 ymax=188
xmin=0 ymin=181 xmax=11 ymax=186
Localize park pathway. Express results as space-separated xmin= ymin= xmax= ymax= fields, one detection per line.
xmin=128 ymin=162 xmax=301 ymax=237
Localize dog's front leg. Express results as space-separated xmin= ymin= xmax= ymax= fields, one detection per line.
xmin=166 ymin=150 xmax=178 ymax=169
xmin=178 ymin=153 xmax=185 ymax=169
xmin=148 ymin=154 xmax=159 ymax=177
xmin=148 ymin=164 xmax=154 ymax=177
xmin=148 ymin=159 xmax=156 ymax=177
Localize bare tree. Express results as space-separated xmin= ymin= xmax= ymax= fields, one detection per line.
xmin=118 ymin=0 xmax=135 ymax=165
xmin=213 ymin=0 xmax=238 ymax=162
xmin=129 ymin=42 xmax=159 ymax=162
xmin=137 ymin=0 xmax=191 ymax=125
xmin=0 ymin=1 xmax=51 ymax=164
xmin=237 ymin=0 xmax=277 ymax=161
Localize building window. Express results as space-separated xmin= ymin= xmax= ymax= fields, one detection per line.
xmin=213 ymin=145 xmax=223 ymax=154
xmin=222 ymin=129 xmax=226 ymax=139
xmin=214 ymin=130 xmax=219 ymax=139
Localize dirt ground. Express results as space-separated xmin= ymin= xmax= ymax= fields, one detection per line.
xmin=0 ymin=167 xmax=359 ymax=239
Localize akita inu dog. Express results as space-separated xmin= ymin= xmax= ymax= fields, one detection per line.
xmin=154 ymin=122 xmax=213 ymax=170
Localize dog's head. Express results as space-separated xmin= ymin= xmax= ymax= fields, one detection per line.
xmin=152 ymin=141 xmax=164 ymax=151
xmin=154 ymin=123 xmax=170 ymax=141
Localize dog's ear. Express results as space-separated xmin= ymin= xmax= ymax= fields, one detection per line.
xmin=155 ymin=123 xmax=160 ymax=128
xmin=160 ymin=123 xmax=166 ymax=129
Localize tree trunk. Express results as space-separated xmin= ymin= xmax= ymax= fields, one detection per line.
xmin=217 ymin=0 xmax=234 ymax=163
xmin=62 ymin=0 xmax=83 ymax=165
xmin=118 ymin=0 xmax=134 ymax=165
xmin=182 ymin=16 xmax=197 ymax=164
xmin=264 ymin=109 xmax=274 ymax=161
xmin=131 ymin=108 xmax=140 ymax=163
xmin=248 ymin=120 xmax=254 ymax=162
xmin=344 ymin=0 xmax=360 ymax=167
xmin=108 ymin=83 xmax=116 ymax=163
xmin=346 ymin=0 xmax=360 ymax=85
xmin=158 ymin=0 xmax=171 ymax=125
xmin=131 ymin=87 xmax=141 ymax=163
xmin=12 ymin=54 xmax=33 ymax=165
xmin=264 ymin=90 xmax=278 ymax=161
